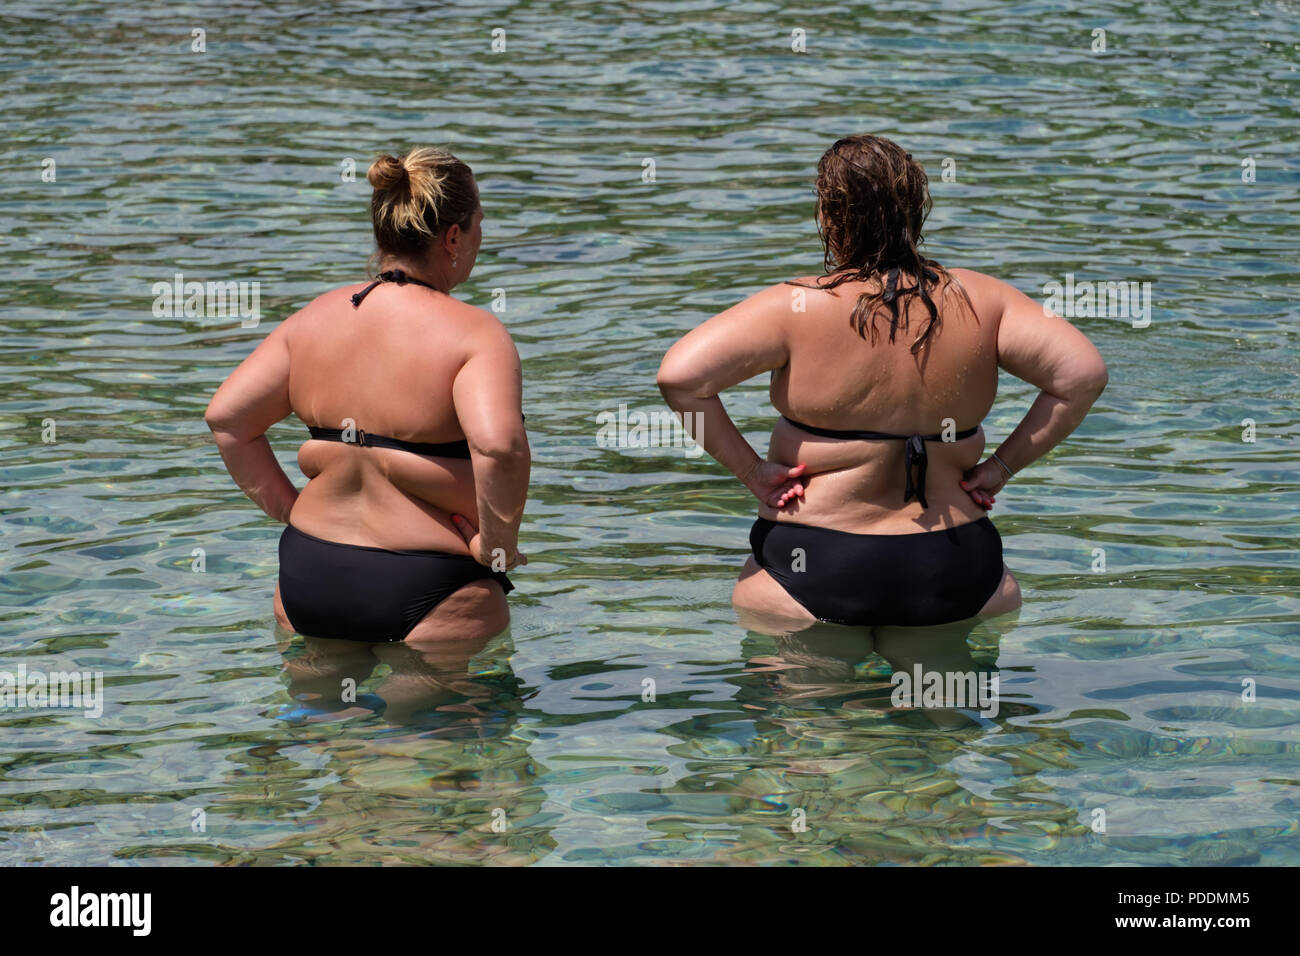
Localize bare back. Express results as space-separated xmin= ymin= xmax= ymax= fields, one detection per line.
xmin=766 ymin=268 xmax=1002 ymax=533
xmin=286 ymin=282 xmax=513 ymax=552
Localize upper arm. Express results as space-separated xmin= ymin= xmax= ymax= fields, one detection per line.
xmin=657 ymin=283 xmax=792 ymax=398
xmin=451 ymin=315 xmax=527 ymax=457
xmin=204 ymin=317 xmax=294 ymax=442
xmin=991 ymin=276 xmax=1108 ymax=399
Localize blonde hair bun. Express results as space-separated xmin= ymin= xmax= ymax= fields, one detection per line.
xmin=367 ymin=154 xmax=409 ymax=192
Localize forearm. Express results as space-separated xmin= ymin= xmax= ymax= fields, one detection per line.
xmin=993 ymin=386 xmax=1103 ymax=476
xmin=472 ymin=452 xmax=530 ymax=558
xmin=211 ymin=431 xmax=298 ymax=523
xmin=660 ymin=388 xmax=762 ymax=484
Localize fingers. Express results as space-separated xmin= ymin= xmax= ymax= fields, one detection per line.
xmin=958 ymin=481 xmax=996 ymax=510
xmin=961 ymin=477 xmax=998 ymax=494
xmin=450 ymin=514 xmax=477 ymax=543
xmin=772 ymin=481 xmax=805 ymax=508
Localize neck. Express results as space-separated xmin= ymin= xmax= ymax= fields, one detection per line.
xmin=383 ymin=258 xmax=453 ymax=295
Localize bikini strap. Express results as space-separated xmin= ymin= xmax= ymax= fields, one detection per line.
xmin=782 ymin=416 xmax=978 ymax=443
xmin=350 ymin=269 xmax=443 ymax=308
xmin=350 ymin=280 xmax=382 ymax=308
xmin=307 ymin=426 xmax=470 ymax=459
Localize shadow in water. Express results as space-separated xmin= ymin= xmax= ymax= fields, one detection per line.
xmin=640 ymin=611 xmax=1061 ymax=864
xmin=192 ymin=623 xmax=561 ymax=865
xmin=739 ymin=609 xmax=1023 ymax=730
xmin=269 ymin=623 xmax=534 ymax=730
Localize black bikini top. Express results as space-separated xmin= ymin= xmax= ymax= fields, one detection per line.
xmin=781 ymin=415 xmax=979 ymax=510
xmin=307 ymin=425 xmax=470 ymax=459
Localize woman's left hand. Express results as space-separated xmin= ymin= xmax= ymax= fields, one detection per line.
xmin=744 ymin=461 xmax=807 ymax=509
xmin=960 ymin=459 xmax=1006 ymax=511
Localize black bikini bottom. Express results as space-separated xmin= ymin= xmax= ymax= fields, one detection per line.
xmin=278 ymin=524 xmax=513 ymax=642
xmin=749 ymin=516 xmax=1004 ymax=627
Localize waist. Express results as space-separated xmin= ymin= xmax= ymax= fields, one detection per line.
xmin=770 ymin=419 xmax=986 ymax=522
xmin=752 ymin=513 xmax=996 ymax=541
xmin=288 ymin=486 xmax=474 ymax=554
xmin=757 ymin=465 xmax=989 ymax=534
xmin=282 ymin=522 xmax=471 ymax=558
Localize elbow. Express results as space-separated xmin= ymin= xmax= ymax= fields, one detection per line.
xmin=656 ymin=355 xmax=704 ymax=403
xmin=204 ymin=397 xmax=233 ymax=437
xmin=1082 ymin=358 xmax=1109 ymax=398
xmin=470 ymin=431 xmax=530 ymax=464
xmin=204 ymin=397 xmax=258 ymax=445
xmin=655 ymin=359 xmax=681 ymax=397
xmin=1061 ymin=359 xmax=1108 ymax=403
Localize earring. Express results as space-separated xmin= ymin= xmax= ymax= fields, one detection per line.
xmin=452 ymin=255 xmax=458 ymax=266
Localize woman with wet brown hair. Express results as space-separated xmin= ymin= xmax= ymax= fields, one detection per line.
xmin=205 ymin=147 xmax=529 ymax=644
xmin=658 ymin=134 xmax=1107 ymax=632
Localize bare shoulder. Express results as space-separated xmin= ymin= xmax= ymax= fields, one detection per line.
xmin=758 ymin=275 xmax=848 ymax=315
xmin=944 ymin=266 xmax=1001 ymax=297
xmin=263 ymin=285 xmax=351 ymax=344
xmin=445 ymin=299 xmax=519 ymax=356
xmin=787 ymin=274 xmax=831 ymax=287
xmin=705 ymin=279 xmax=813 ymax=323
xmin=942 ymin=267 xmax=1009 ymax=317
xmin=785 ymin=273 xmax=852 ymax=297
xmin=450 ymin=298 xmax=513 ymax=332
xmin=283 ymin=283 xmax=365 ymax=326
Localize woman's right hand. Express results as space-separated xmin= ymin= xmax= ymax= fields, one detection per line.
xmin=744 ymin=461 xmax=808 ymax=509
xmin=960 ymin=459 xmax=1007 ymax=511
xmin=451 ymin=514 xmax=527 ymax=571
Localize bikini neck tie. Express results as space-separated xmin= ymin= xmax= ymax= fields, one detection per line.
xmin=351 ymin=269 xmax=443 ymax=308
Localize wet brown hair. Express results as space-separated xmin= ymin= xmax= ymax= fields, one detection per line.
xmin=367 ymin=147 xmax=478 ymax=269
xmin=794 ymin=134 xmax=973 ymax=353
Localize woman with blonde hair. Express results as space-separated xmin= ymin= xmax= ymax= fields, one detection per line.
xmin=206 ymin=147 xmax=529 ymax=644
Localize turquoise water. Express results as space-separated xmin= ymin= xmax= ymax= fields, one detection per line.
xmin=2 ymin=0 xmax=1298 ymax=865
